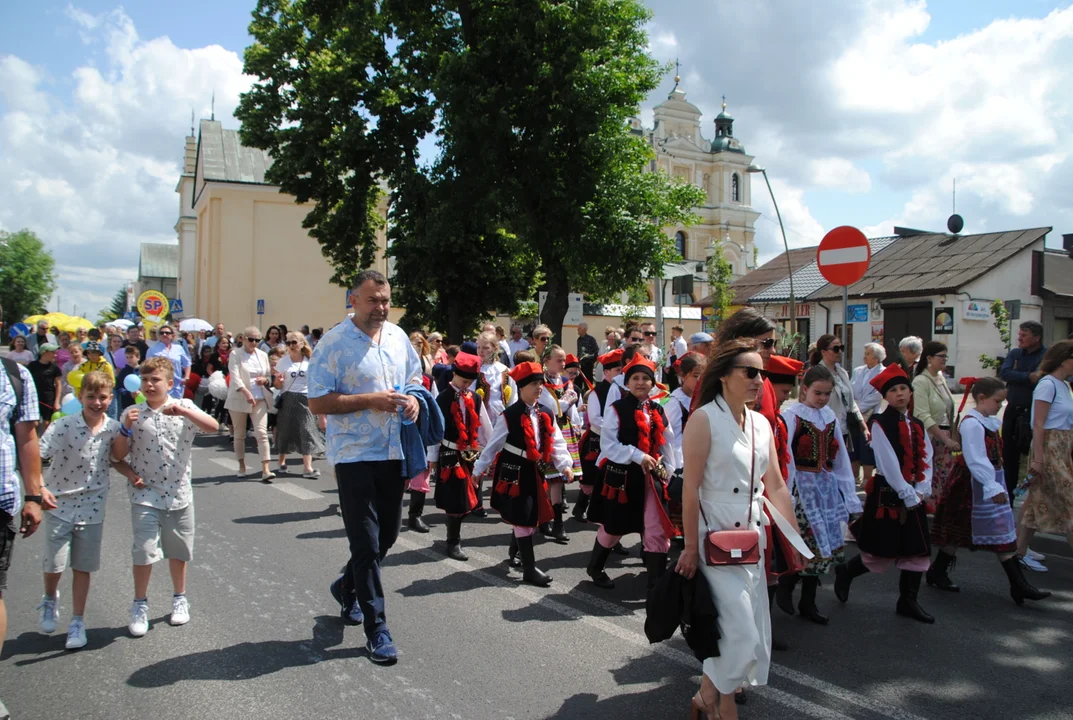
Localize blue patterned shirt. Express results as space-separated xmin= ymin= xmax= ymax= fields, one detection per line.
xmin=307 ymin=319 xmax=422 ymax=466
xmin=0 ymin=361 xmax=41 ymax=516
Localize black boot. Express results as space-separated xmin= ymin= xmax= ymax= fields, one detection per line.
xmin=445 ymin=516 xmax=468 ymax=561
xmin=517 ymin=535 xmax=551 ymax=587
xmin=550 ymin=504 xmax=569 ymax=544
xmin=834 ymin=555 xmax=869 ymax=603
xmin=471 ymin=477 xmax=488 ymax=517
xmin=644 ymin=552 xmax=668 ymax=591
xmin=571 ymin=492 xmax=590 ymax=523
xmin=587 ymin=539 xmax=616 ymax=589
xmin=507 ymin=535 xmax=521 ymax=568
xmin=775 ymin=573 xmax=799 ymax=616
xmin=1002 ymin=555 xmax=1052 ymax=605
xmin=610 ymin=541 xmax=630 ymax=556
xmin=407 ymin=491 xmax=430 ymax=533
xmin=925 ymin=550 xmax=960 ymax=592
xmin=798 ymin=576 xmax=830 ymax=625
xmin=896 ymin=571 xmax=935 ymax=624
xmin=767 ymin=586 xmax=790 ymax=651
xmin=538 ymin=522 xmax=553 ymax=537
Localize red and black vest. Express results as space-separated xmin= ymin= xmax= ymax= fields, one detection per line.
xmin=869 ymin=405 xmax=928 ymax=485
xmin=500 ymin=401 xmax=556 ymax=452
xmin=610 ymin=394 xmax=668 ymax=456
xmin=435 ymin=389 xmax=485 ymax=445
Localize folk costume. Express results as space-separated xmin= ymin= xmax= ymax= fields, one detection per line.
xmin=928 ymin=406 xmax=1050 ymax=605
xmin=776 ymin=403 xmax=861 ymax=624
xmin=470 ymin=356 xmax=516 ymax=516
xmin=576 ymin=349 xmax=623 ymax=523
xmin=663 ymin=385 xmax=692 ymax=539
xmin=426 ymin=353 xmax=493 ymax=561
xmin=586 ymin=357 xmax=676 ymax=591
xmin=473 ymin=362 xmax=573 ymax=587
xmin=539 ymin=365 xmax=585 ymax=543
xmin=835 ymin=364 xmax=936 ymax=623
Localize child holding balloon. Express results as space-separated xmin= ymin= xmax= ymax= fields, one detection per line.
xmin=117 ymin=345 xmax=143 ymax=410
xmin=37 ymin=371 xmax=136 ymax=650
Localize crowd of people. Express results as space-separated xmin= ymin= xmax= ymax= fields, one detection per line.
xmin=2 ymin=283 xmax=1073 ymax=719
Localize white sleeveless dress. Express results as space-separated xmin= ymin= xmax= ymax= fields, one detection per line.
xmin=697 ymin=398 xmax=772 ymax=694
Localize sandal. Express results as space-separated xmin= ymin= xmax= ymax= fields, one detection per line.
xmin=690 ymin=691 xmax=721 ymax=719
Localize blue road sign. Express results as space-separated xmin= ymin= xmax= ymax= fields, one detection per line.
xmin=257 ymin=299 xmax=265 ymax=315
xmin=123 ymin=311 xmax=138 ymax=320
xmin=169 ymin=298 xmax=184 ymax=315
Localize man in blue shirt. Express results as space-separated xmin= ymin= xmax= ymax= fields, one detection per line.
xmin=308 ymin=270 xmax=421 ymax=666
xmin=1000 ymin=321 xmax=1046 ymax=503
xmin=146 ymin=324 xmax=192 ymax=399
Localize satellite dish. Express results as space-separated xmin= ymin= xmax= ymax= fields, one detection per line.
xmin=947 ymin=214 xmax=964 ymax=234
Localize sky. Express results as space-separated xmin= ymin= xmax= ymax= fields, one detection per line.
xmin=1 ymin=1 xmax=1072 ymax=320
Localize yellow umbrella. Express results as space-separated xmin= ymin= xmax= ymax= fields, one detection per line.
xmin=23 ymin=315 xmax=46 ymax=325
xmin=43 ymin=312 xmax=70 ymax=327
xmin=58 ymin=317 xmax=94 ymax=333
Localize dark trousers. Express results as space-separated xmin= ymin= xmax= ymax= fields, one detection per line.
xmin=336 ymin=460 xmax=406 ymax=639
xmin=1001 ymin=405 xmax=1028 ymax=504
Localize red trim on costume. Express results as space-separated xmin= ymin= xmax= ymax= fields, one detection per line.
xmin=452 ymin=390 xmax=480 ymax=451
xmin=520 ymin=409 xmax=555 ymax=464
xmin=898 ymin=417 xmax=929 ymax=484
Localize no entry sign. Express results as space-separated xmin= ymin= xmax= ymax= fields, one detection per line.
xmin=817 ymin=226 xmax=871 ymax=286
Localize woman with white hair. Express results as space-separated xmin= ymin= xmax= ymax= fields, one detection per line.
xmin=225 ymin=325 xmax=275 ymax=482
xmin=899 ymin=336 xmax=923 ymax=375
xmin=852 ymin=343 xmax=887 ymax=481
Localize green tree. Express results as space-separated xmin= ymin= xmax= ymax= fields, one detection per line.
xmin=98 ymin=286 xmax=128 ymax=323
xmin=0 ymin=229 xmax=56 ymax=325
xmin=705 ymin=242 xmax=734 ymax=332
xmin=979 ymin=299 xmax=1012 ymax=370
xmin=236 ymin=1 xmax=702 ymax=338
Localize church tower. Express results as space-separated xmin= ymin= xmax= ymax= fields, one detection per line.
xmin=635 ymin=75 xmax=761 ymax=306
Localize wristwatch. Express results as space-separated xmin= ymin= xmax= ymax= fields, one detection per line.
xmin=24 ymin=495 xmax=43 ymax=504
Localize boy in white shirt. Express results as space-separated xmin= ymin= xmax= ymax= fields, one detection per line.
xmin=38 ymin=371 xmax=134 ymax=649
xmin=112 ymin=356 xmax=218 ymax=637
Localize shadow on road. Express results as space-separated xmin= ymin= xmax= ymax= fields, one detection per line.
xmin=544 ymin=654 xmax=696 ymax=718
xmin=233 ymin=505 xmax=339 ymax=525
xmin=3 ymin=615 xmax=172 ymax=666
xmin=126 ymin=615 xmax=365 ymax=687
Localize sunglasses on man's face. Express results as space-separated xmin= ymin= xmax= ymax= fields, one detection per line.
xmin=246 ymin=337 xmax=261 ymax=343
xmin=643 ymin=331 xmax=657 ymax=337
xmin=159 ymin=331 xmax=173 ymax=336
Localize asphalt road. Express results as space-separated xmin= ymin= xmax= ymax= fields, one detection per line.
xmin=1 ymin=434 xmax=1071 ymax=720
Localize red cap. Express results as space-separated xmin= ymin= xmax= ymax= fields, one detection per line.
xmin=452 ymin=352 xmax=481 ymax=380
xmin=870 ymin=363 xmax=911 ymax=395
xmin=564 ymin=353 xmax=581 ymax=368
xmin=622 ymin=355 xmax=656 ymax=382
xmin=764 ymin=355 xmax=804 ymax=383
xmin=509 ymin=361 xmax=545 ymax=389
xmin=598 ymin=348 xmax=624 ymax=369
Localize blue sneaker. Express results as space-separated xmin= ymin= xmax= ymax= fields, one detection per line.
xmin=329 ymin=575 xmax=363 ymax=625
xmin=366 ymin=630 xmax=398 ymax=665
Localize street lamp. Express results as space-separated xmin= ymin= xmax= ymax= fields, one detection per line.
xmin=746 ymin=164 xmax=795 ymax=343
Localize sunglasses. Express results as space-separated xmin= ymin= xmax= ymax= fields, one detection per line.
xmin=536 ymin=336 xmax=551 ymax=342
xmin=760 ymin=338 xmax=777 ymax=348
xmin=159 ymin=331 xmax=173 ymax=336
xmin=643 ymin=331 xmax=657 ymax=337
xmin=828 ymin=345 xmax=843 ymax=352
xmin=286 ymin=340 xmax=299 ymax=346
xmin=246 ymin=337 xmax=261 ymax=342
xmin=733 ymin=365 xmax=762 ymax=379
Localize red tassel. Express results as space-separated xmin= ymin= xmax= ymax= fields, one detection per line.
xmin=453 ymin=465 xmax=467 ymax=480
xmin=439 ymin=467 xmax=451 ymax=482
xmin=617 ymin=489 xmax=629 ymax=504
xmin=509 ymin=482 xmax=520 ymax=497
xmin=496 ymin=479 xmax=508 ymax=494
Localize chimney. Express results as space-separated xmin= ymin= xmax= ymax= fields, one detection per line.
xmin=1063 ymin=233 xmax=1073 ymax=258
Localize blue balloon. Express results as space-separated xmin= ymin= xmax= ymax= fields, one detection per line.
xmin=61 ymin=397 xmax=82 ymax=415
xmin=123 ymin=373 xmax=142 ymax=393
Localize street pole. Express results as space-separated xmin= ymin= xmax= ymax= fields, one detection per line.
xmin=748 ymin=165 xmax=796 ymax=352
xmin=842 ymin=285 xmax=849 ymax=357
xmin=654 ymin=272 xmax=664 ymax=351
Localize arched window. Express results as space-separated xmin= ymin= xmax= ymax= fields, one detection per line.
xmin=732 ymin=173 xmax=740 ymax=202
xmin=674 ymin=231 xmax=686 ymax=257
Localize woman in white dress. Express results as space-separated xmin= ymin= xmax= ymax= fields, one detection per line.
xmin=676 ymin=338 xmax=801 ymax=720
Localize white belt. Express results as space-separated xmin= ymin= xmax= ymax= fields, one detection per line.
xmin=503 ymin=443 xmax=528 ymax=457
xmin=441 ymin=440 xmax=461 ymax=450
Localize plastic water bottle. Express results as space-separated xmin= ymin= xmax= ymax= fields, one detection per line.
xmin=394 ymin=384 xmax=414 ymax=425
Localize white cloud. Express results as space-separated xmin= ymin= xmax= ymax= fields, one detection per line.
xmin=810 ymin=157 xmax=872 ymax=193
xmin=752 ymin=175 xmax=827 ymax=262
xmin=0 ymin=6 xmax=251 ymax=320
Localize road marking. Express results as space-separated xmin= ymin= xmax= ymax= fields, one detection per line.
xmin=819 ymin=246 xmax=869 ymax=265
xmin=394 ymin=535 xmax=923 ymax=720
xmin=271 ymin=482 xmax=324 ymax=500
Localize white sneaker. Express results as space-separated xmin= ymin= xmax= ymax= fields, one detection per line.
xmin=37 ymin=594 xmax=59 ymax=634
xmin=1020 ymin=555 xmax=1048 ymax=573
xmin=65 ymin=618 xmax=87 ymax=650
xmin=170 ymin=595 xmax=190 ymax=626
xmin=129 ymin=600 xmax=150 ymax=637
xmin=1026 ymin=548 xmax=1046 ymax=562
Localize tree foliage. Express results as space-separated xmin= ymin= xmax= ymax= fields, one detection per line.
xmin=98 ymin=286 xmax=128 ymax=323
xmin=0 ymin=229 xmax=56 ymax=324
xmin=705 ymin=242 xmax=734 ymax=332
xmin=237 ymin=0 xmax=703 ymax=338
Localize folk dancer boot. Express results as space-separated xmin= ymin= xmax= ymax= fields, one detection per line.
xmin=644 ymin=551 xmax=668 ymax=591
xmin=797 ymin=576 xmax=830 ymax=625
xmin=550 ymin=503 xmax=569 ymax=544
xmin=896 ymin=571 xmax=935 ymax=624
xmin=834 ymin=554 xmax=870 ymax=603
xmin=1002 ymin=555 xmax=1051 ymax=606
xmin=445 ymin=516 xmax=468 ymax=562
xmin=471 ymin=477 xmax=488 ymax=518
xmin=571 ymin=492 xmax=590 ymax=523
xmin=407 ymin=491 xmax=430 ymax=533
xmin=767 ymin=585 xmax=790 ymax=652
xmin=507 ymin=535 xmax=522 ymax=568
xmin=925 ymin=550 xmax=960 ymax=592
xmin=586 ymin=539 xmax=616 ymax=590
xmin=775 ymin=572 xmax=799 ymax=615
xmin=517 ymin=535 xmax=552 ymax=587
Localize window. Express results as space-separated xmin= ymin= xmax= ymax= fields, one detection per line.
xmin=674 ymin=231 xmax=686 ymax=257
xmin=732 ymin=173 xmax=740 ymax=202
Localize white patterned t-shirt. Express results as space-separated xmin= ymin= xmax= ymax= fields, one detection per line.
xmin=126 ymin=398 xmax=199 ymax=510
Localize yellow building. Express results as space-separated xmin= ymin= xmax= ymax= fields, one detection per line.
xmin=175 ymin=120 xmax=395 ymax=332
